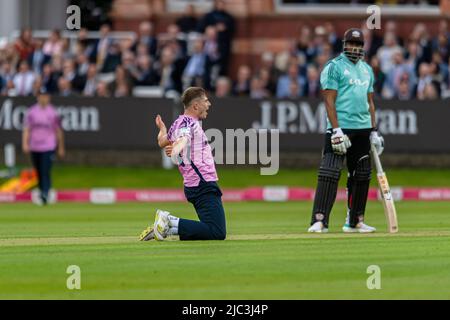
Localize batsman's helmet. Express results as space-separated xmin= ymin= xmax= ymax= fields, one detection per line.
xmin=342 ymin=28 xmax=365 ymax=63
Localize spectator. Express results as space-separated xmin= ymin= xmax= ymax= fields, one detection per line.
xmin=304 ymin=65 xmax=321 ymax=98
xmin=101 ymin=42 xmax=122 ymax=73
xmin=259 ymin=51 xmax=280 ymax=95
xmin=134 ymin=55 xmax=158 ymax=86
xmin=383 ymin=49 xmax=416 ymax=99
xmin=82 ymin=64 xmax=99 ymax=96
xmin=233 ymin=65 xmax=251 ymax=96
xmin=361 ymin=23 xmax=383 ymax=60
xmin=12 ymin=60 xmax=36 ymax=96
xmin=410 ymin=23 xmax=433 ymax=63
xmin=183 ymin=38 xmax=206 ymax=90
xmin=198 ymin=0 xmax=235 ymax=76
xmin=414 ymin=62 xmax=440 ymax=99
xmin=176 ymin=4 xmax=198 ymax=34
xmin=0 ymin=62 xmax=15 ymax=95
xmin=154 ymin=47 xmax=183 ymax=93
xmin=200 ymin=26 xmax=219 ymax=90
xmin=370 ymin=56 xmax=386 ymax=96
xmin=324 ymin=22 xmax=341 ymax=55
xmin=276 ymin=63 xmax=305 ymax=99
xmin=43 ymin=29 xmax=64 ymax=58
xmin=396 ymin=73 xmax=413 ymax=100
xmin=76 ymin=53 xmax=90 ymax=76
xmin=91 ymin=23 xmax=114 ymax=70
xmin=215 ymin=76 xmax=232 ymax=98
xmin=96 ymin=81 xmax=111 ymax=97
xmin=39 ymin=64 xmax=58 ymax=94
xmin=14 ymin=28 xmax=34 ymax=61
xmin=61 ymin=59 xmax=85 ymax=92
xmin=377 ymin=32 xmax=403 ymax=74
xmin=250 ymin=75 xmax=270 ymax=99
xmin=288 ymin=81 xmax=301 ymax=99
xmin=57 ymin=77 xmax=77 ymax=97
xmin=132 ymin=21 xmax=158 ymax=58
xmin=28 ymin=39 xmax=46 ymax=74
xmin=297 ymin=25 xmax=316 ymax=64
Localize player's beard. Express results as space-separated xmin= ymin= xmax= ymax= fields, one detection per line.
xmin=344 ymin=45 xmax=365 ymax=63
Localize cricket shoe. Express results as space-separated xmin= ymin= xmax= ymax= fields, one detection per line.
xmin=308 ymin=222 xmax=329 ymax=233
xmin=139 ymin=225 xmax=155 ymax=241
xmin=342 ymin=223 xmax=376 ymax=233
xmin=154 ymin=209 xmax=170 ymax=241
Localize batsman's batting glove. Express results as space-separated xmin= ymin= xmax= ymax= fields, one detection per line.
xmin=331 ymin=128 xmax=351 ymax=155
xmin=370 ymin=129 xmax=384 ymax=156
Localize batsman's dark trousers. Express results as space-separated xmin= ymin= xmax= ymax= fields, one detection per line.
xmin=178 ymin=180 xmax=227 ymax=241
xmin=311 ymin=128 xmax=372 ymax=227
xmin=30 ymin=150 xmax=55 ymax=200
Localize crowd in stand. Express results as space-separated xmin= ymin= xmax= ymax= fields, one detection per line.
xmin=0 ymin=0 xmax=449 ymax=100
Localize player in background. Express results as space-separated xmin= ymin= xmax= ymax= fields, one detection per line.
xmin=308 ymin=28 xmax=384 ymax=233
xmin=22 ymin=89 xmax=65 ymax=205
xmin=139 ymin=87 xmax=227 ymax=241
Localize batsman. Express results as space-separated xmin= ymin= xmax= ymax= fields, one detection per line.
xmin=308 ymin=28 xmax=384 ymax=233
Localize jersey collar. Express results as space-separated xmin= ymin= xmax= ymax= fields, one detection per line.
xmin=340 ymin=53 xmax=361 ymax=67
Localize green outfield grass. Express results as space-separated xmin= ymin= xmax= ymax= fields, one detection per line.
xmin=1 ymin=201 xmax=450 ymax=299
xmin=26 ymin=166 xmax=450 ymax=189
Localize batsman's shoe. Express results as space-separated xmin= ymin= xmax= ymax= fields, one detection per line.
xmin=342 ymin=223 xmax=376 ymax=233
xmin=308 ymin=222 xmax=329 ymax=233
xmin=154 ymin=209 xmax=170 ymax=241
xmin=139 ymin=225 xmax=155 ymax=241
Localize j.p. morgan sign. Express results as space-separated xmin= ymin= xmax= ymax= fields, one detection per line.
xmin=0 ymin=96 xmax=447 ymax=152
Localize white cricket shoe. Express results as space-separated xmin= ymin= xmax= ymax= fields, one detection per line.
xmin=342 ymin=222 xmax=376 ymax=233
xmin=308 ymin=222 xmax=329 ymax=233
xmin=154 ymin=209 xmax=170 ymax=241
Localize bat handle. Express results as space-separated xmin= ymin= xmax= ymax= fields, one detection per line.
xmin=370 ymin=143 xmax=384 ymax=174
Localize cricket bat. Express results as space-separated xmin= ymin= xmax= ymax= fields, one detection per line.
xmin=371 ymin=144 xmax=399 ymax=233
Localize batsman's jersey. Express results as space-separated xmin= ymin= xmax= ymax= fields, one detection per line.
xmin=167 ymin=115 xmax=218 ymax=187
xmin=320 ymin=53 xmax=374 ymax=130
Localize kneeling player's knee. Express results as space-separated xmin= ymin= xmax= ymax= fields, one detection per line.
xmin=211 ymin=229 xmax=226 ymax=241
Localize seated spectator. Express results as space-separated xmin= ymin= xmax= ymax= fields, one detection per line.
xmin=395 ymin=73 xmax=413 ymax=100
xmin=101 ymin=42 xmax=122 ymax=73
xmin=40 ymin=64 xmax=58 ymax=94
xmin=176 ymin=4 xmax=198 ymax=34
xmin=370 ymin=56 xmax=385 ymax=96
xmin=0 ymin=62 xmax=15 ymax=95
xmin=12 ymin=60 xmax=36 ymax=96
xmin=288 ymin=81 xmax=301 ymax=100
xmin=276 ymin=63 xmax=305 ymax=99
xmin=232 ymin=65 xmax=251 ymax=97
xmin=154 ymin=46 xmax=183 ymax=93
xmin=14 ymin=28 xmax=34 ymax=61
xmin=57 ymin=77 xmax=77 ymax=97
xmin=96 ymin=81 xmax=111 ymax=97
xmin=43 ymin=29 xmax=64 ymax=59
xmin=215 ymin=76 xmax=231 ymax=98
xmin=132 ymin=21 xmax=158 ymax=58
xmin=76 ymin=53 xmax=90 ymax=76
xmin=259 ymin=51 xmax=281 ymax=95
xmin=304 ymin=65 xmax=321 ymax=98
xmin=182 ymin=38 xmax=206 ymax=90
xmin=414 ymin=62 xmax=441 ymax=99
xmin=109 ymin=65 xmax=133 ymax=96
xmin=28 ymin=39 xmax=47 ymax=74
xmin=377 ymin=32 xmax=403 ymax=75
xmin=82 ymin=64 xmax=99 ymax=97
xmin=134 ymin=55 xmax=158 ymax=86
xmin=250 ymin=75 xmax=270 ymax=99
xmin=383 ymin=49 xmax=416 ymax=99
xmin=61 ymin=59 xmax=85 ymax=92
xmin=91 ymin=23 xmax=114 ymax=69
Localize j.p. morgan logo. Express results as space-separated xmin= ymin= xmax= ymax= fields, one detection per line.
xmin=252 ymin=101 xmax=418 ymax=135
xmin=0 ymin=99 xmax=100 ymax=132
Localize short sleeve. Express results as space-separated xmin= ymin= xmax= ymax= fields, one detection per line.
xmin=368 ymin=66 xmax=375 ymax=94
xmin=320 ymin=62 xmax=339 ymax=91
xmin=53 ymin=110 xmax=62 ymax=129
xmin=168 ymin=120 xmax=192 ymax=143
xmin=23 ymin=110 xmax=32 ymax=129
